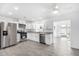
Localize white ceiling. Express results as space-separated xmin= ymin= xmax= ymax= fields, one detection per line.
xmin=0 ymin=3 xmax=78 ymax=21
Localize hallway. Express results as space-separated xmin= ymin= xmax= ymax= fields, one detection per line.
xmin=0 ymin=38 xmax=78 ymax=56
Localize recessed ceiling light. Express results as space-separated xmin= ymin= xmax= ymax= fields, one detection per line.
xmin=55 ymin=5 xmax=59 ymax=9
xmin=53 ymin=10 xmax=59 ymax=14
xmin=14 ymin=6 xmax=19 ymax=10
xmin=8 ymin=12 xmax=13 ymax=15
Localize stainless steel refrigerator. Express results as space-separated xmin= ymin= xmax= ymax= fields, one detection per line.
xmin=0 ymin=22 xmax=17 ymax=48
xmin=8 ymin=23 xmax=17 ymax=46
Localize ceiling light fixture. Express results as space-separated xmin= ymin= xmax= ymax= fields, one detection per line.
xmin=8 ymin=12 xmax=13 ymax=15
xmin=52 ymin=5 xmax=59 ymax=14
xmin=53 ymin=10 xmax=59 ymax=14
xmin=14 ymin=6 xmax=19 ymax=10
xmin=55 ymin=5 xmax=59 ymax=9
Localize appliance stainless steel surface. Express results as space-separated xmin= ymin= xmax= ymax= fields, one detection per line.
xmin=17 ymin=24 xmax=27 ymax=42
xmin=40 ymin=34 xmax=45 ymax=44
xmin=0 ymin=22 xmax=7 ymax=48
xmin=8 ymin=23 xmax=17 ymax=46
xmin=0 ymin=22 xmax=17 ymax=48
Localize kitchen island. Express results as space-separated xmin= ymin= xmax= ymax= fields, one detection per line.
xmin=27 ymin=31 xmax=53 ymax=45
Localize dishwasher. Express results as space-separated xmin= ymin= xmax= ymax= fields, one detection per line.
xmin=39 ymin=34 xmax=45 ymax=44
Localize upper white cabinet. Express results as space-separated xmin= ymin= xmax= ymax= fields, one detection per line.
xmin=33 ymin=23 xmax=44 ymax=32
xmin=32 ymin=20 xmax=53 ymax=32
xmin=32 ymin=20 xmax=46 ymax=32
xmin=26 ymin=23 xmax=33 ymax=29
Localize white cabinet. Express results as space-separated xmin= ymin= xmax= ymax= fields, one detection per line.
xmin=27 ymin=33 xmax=39 ymax=42
xmin=27 ymin=32 xmax=53 ymax=45
xmin=27 ymin=33 xmax=34 ymax=40
xmin=34 ymin=33 xmax=39 ymax=42
xmin=26 ymin=23 xmax=33 ymax=30
xmin=45 ymin=34 xmax=53 ymax=45
xmin=17 ymin=34 xmax=20 ymax=43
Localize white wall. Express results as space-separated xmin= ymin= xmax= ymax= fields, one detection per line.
xmin=71 ymin=15 xmax=79 ymax=49
xmin=53 ymin=9 xmax=79 ymax=49
xmin=44 ymin=20 xmax=53 ymax=30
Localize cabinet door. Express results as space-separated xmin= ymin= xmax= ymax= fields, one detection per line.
xmin=27 ymin=33 xmax=39 ymax=42
xmin=34 ymin=33 xmax=39 ymax=42
xmin=27 ymin=33 xmax=34 ymax=40
xmin=45 ymin=34 xmax=53 ymax=45
xmin=27 ymin=33 xmax=31 ymax=40
xmin=17 ymin=34 xmax=20 ymax=42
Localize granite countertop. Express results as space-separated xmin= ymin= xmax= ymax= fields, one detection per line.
xmin=27 ymin=31 xmax=53 ymax=34
xmin=17 ymin=30 xmax=53 ymax=34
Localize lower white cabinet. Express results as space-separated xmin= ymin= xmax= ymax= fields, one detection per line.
xmin=45 ymin=34 xmax=53 ymax=45
xmin=34 ymin=33 xmax=39 ymax=42
xmin=27 ymin=32 xmax=53 ymax=45
xmin=27 ymin=33 xmax=39 ymax=42
xmin=17 ymin=34 xmax=20 ymax=43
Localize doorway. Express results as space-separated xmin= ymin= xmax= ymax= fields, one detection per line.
xmin=53 ymin=20 xmax=71 ymax=55
xmin=53 ymin=20 xmax=71 ymax=40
